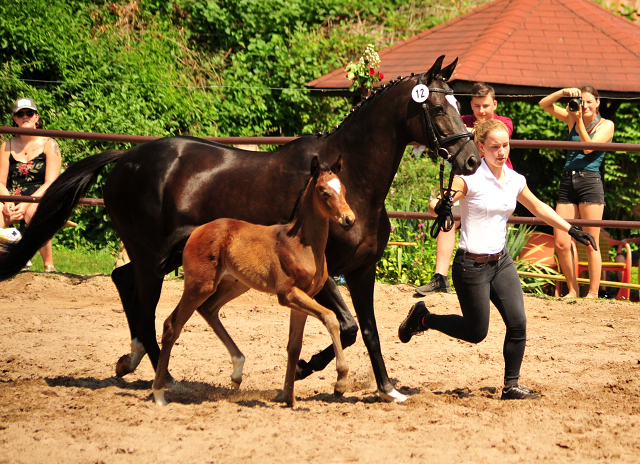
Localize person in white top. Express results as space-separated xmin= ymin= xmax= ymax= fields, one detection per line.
xmin=399 ymin=119 xmax=596 ymax=400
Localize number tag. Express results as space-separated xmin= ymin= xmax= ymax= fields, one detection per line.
xmin=411 ymin=84 xmax=429 ymax=103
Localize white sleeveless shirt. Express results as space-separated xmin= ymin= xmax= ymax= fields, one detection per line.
xmin=457 ymin=160 xmax=527 ymax=254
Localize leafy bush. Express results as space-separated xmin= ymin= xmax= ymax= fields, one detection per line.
xmin=0 ymin=0 xmax=638 ymax=255
xmin=377 ymin=149 xmax=442 ymax=285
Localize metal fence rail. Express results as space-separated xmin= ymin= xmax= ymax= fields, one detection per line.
xmin=2 ymin=126 xmax=640 ymax=152
xmin=2 ymin=126 xmax=640 ymax=230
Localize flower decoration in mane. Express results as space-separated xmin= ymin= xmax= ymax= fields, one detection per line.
xmin=344 ymin=44 xmax=384 ymax=92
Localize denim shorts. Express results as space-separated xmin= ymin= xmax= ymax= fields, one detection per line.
xmin=557 ymin=170 xmax=605 ymax=205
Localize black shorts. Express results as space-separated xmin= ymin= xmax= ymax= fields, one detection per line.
xmin=557 ymin=170 xmax=605 ymax=205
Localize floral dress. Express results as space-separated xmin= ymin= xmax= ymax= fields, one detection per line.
xmin=8 ymin=152 xmax=47 ymax=197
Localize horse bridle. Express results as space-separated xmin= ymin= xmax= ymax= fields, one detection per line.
xmin=416 ymin=72 xmax=474 ymax=238
xmin=417 ymin=72 xmax=474 ymax=163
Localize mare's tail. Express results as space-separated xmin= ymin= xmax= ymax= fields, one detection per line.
xmin=0 ymin=149 xmax=126 ymax=280
xmin=157 ymin=225 xmax=197 ymax=275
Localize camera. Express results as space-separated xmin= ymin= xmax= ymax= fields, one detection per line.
xmin=567 ymin=97 xmax=583 ymax=112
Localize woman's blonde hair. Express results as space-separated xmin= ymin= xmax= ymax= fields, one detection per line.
xmin=474 ymin=119 xmax=509 ymax=147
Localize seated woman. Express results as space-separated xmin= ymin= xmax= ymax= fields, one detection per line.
xmin=0 ymin=98 xmax=62 ymax=272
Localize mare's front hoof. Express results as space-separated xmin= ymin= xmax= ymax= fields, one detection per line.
xmin=115 ymin=354 xmax=133 ymax=377
xmin=378 ymin=388 xmax=407 ymax=403
xmin=230 ymin=380 xmax=241 ymax=390
xmin=295 ymin=359 xmax=313 ymax=380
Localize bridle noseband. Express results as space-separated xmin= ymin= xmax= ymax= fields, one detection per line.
xmin=415 ymin=72 xmax=474 ymax=238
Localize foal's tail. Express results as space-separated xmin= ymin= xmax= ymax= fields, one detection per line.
xmin=0 ymin=149 xmax=126 ymax=281
xmin=157 ymin=225 xmax=197 ymax=275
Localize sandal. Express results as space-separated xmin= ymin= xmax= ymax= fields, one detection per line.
xmin=44 ymin=265 xmax=57 ymax=273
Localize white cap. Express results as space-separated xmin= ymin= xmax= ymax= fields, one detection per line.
xmin=13 ymin=98 xmax=38 ymax=113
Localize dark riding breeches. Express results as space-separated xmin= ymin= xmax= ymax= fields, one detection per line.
xmin=429 ymin=249 xmax=527 ymax=386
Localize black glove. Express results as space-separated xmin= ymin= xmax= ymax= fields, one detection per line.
xmin=430 ymin=196 xmax=454 ymax=238
xmin=568 ymin=225 xmax=598 ymax=251
xmin=434 ymin=196 xmax=453 ymax=217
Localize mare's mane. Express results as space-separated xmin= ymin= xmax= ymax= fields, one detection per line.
xmin=317 ymin=74 xmax=422 ymax=138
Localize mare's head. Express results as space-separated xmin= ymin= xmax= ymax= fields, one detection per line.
xmin=310 ymin=155 xmax=355 ymax=231
xmin=412 ymin=55 xmax=481 ymax=176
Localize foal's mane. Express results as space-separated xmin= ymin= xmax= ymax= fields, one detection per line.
xmin=285 ymin=161 xmax=330 ymax=223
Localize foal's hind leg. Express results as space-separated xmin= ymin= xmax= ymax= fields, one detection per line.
xmin=196 ymin=277 xmax=250 ymax=389
xmin=152 ymin=285 xmax=215 ymax=406
xmin=279 ymin=287 xmax=349 ymax=403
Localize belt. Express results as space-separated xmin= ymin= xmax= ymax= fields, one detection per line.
xmin=464 ymin=250 xmax=504 ymax=263
xmin=562 ymin=170 xmax=597 ymax=177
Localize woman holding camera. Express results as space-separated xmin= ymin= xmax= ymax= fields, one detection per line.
xmin=539 ymin=87 xmax=614 ymax=298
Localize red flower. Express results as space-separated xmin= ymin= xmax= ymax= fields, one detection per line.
xmin=369 ymin=67 xmax=374 ymax=76
xmin=18 ymin=163 xmax=30 ymax=175
xmin=378 ymin=72 xmax=384 ymax=80
xmin=14 ymin=188 xmax=21 ymax=195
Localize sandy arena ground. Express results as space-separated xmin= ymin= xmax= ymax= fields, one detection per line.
xmin=0 ymin=272 xmax=639 ymax=463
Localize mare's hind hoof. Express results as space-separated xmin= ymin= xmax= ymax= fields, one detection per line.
xmin=295 ymin=359 xmax=314 ymax=380
xmin=115 ymin=354 xmax=132 ymax=377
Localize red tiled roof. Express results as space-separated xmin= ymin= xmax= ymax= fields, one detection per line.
xmin=307 ymin=0 xmax=640 ymax=93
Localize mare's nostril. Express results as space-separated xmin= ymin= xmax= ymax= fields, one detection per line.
xmin=467 ymin=156 xmax=478 ymax=171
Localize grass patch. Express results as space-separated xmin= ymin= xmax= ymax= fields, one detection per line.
xmin=29 ymin=247 xmax=116 ymax=275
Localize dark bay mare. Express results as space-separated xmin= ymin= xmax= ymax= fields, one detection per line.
xmin=153 ymin=156 xmax=355 ymax=408
xmin=0 ymin=56 xmax=480 ymax=402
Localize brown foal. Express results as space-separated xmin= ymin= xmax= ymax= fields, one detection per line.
xmin=152 ymin=156 xmax=355 ymax=407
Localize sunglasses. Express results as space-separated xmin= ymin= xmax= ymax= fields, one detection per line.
xmin=14 ymin=110 xmax=37 ymax=118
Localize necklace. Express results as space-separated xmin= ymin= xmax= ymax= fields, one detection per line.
xmin=9 ymin=138 xmax=47 ymax=162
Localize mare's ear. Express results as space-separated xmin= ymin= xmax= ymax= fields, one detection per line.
xmin=440 ymin=57 xmax=458 ymax=82
xmin=310 ymin=156 xmax=320 ymax=176
xmin=425 ymin=55 xmax=445 ymax=84
xmin=331 ymin=154 xmax=343 ymax=174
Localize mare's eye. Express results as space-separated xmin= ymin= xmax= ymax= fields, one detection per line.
xmin=429 ymin=105 xmax=445 ymax=117
xmin=321 ymin=191 xmax=331 ymax=198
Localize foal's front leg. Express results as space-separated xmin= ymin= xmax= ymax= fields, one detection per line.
xmin=283 ymin=311 xmax=307 ymax=407
xmin=279 ymin=287 xmax=349 ymax=404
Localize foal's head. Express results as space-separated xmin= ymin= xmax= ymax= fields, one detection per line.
xmin=310 ymin=155 xmax=355 ymax=231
